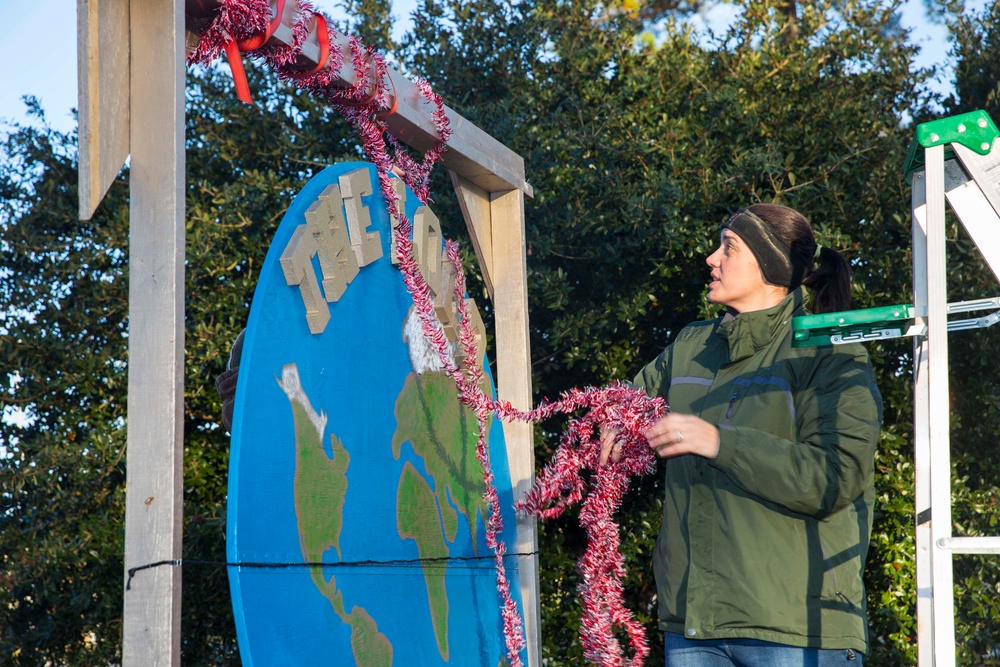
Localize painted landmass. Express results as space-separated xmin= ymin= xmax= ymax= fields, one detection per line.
xmin=397 ymin=461 xmax=450 ymax=660
xmin=391 ymin=370 xmax=491 ymax=659
xmin=279 ymin=363 xmax=393 ymax=666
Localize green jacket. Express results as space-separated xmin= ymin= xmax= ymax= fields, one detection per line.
xmin=634 ymin=289 xmax=882 ymax=653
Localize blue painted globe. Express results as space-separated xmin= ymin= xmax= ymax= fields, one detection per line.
xmin=228 ymin=162 xmax=524 ymax=666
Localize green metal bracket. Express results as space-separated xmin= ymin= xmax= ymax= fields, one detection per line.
xmin=903 ymin=109 xmax=1000 ymax=183
xmin=791 ymin=303 xmax=915 ymax=347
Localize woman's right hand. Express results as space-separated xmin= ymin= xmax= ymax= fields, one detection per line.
xmin=599 ymin=427 xmax=622 ymax=465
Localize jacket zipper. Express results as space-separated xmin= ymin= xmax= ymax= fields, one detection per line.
xmin=722 ymin=390 xmax=739 ymax=426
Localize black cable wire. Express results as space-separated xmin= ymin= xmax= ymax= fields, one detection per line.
xmin=125 ymin=551 xmax=540 ymax=590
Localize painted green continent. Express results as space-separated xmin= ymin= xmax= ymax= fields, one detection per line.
xmin=391 ymin=370 xmax=492 ymax=661
xmin=279 ymin=363 xmax=393 ymax=666
xmin=397 ymin=462 xmax=450 ymax=660
xmin=392 ymin=371 xmax=489 ymax=548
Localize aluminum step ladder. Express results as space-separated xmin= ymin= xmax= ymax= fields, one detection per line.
xmin=792 ymin=109 xmax=1000 ymax=666
xmin=907 ymin=110 xmax=1000 ymax=667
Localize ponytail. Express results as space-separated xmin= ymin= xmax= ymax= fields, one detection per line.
xmin=802 ymin=246 xmax=852 ymax=313
xmin=742 ymin=203 xmax=853 ymax=314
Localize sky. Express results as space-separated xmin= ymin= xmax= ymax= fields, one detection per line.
xmin=0 ymin=0 xmax=983 ymax=137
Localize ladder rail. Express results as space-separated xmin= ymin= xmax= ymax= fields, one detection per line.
xmin=911 ymin=168 xmax=936 ymax=667
xmin=952 ymin=138 xmax=1000 ymax=220
xmin=922 ymin=143 xmax=959 ymax=667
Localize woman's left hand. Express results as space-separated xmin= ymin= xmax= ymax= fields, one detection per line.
xmin=645 ymin=413 xmax=721 ymax=460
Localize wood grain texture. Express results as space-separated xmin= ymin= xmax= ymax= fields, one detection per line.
xmin=489 ymin=187 xmax=540 ymax=666
xmin=121 ymin=0 xmax=185 ymax=664
xmin=184 ymin=0 xmax=533 ymax=196
xmin=450 ymin=171 xmax=495 ymax=298
xmin=78 ymin=0 xmax=130 ymax=220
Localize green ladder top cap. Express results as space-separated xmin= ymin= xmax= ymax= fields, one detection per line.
xmin=903 ymin=109 xmax=1000 ymax=182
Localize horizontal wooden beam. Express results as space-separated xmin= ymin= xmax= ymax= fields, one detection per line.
xmin=185 ymin=0 xmax=532 ymax=196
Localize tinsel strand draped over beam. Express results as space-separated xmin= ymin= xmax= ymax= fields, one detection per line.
xmin=189 ymin=3 xmax=667 ymax=665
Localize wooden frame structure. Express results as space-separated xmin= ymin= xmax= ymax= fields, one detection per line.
xmin=78 ymin=1 xmax=540 ymax=664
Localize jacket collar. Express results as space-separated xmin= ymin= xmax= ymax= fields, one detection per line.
xmin=716 ymin=288 xmax=804 ymax=364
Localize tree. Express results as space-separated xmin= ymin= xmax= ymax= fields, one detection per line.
xmin=2 ymin=99 xmax=133 ymax=663
xmin=0 ymin=65 xmax=366 ymax=663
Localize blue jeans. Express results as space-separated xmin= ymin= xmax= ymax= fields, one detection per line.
xmin=664 ymin=632 xmax=863 ymax=667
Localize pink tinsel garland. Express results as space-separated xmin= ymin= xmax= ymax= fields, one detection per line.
xmin=190 ymin=4 xmax=666 ymax=665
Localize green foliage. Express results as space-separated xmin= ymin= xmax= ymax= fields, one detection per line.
xmin=1 ymin=111 xmax=129 ymax=664
xmin=951 ymin=0 xmax=1000 ymax=120
xmin=401 ymin=0 xmax=997 ymax=663
xmin=0 ymin=64 xmax=367 ymax=664
xmin=3 ymin=0 xmax=1000 ymax=663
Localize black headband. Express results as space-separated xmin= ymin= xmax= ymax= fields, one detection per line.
xmin=721 ymin=209 xmax=800 ymax=288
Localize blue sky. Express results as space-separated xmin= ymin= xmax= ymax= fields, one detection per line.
xmin=0 ymin=1 xmax=981 ymax=135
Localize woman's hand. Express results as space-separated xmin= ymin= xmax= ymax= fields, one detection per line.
xmin=644 ymin=413 xmax=720 ymax=460
xmin=599 ymin=427 xmax=621 ymax=465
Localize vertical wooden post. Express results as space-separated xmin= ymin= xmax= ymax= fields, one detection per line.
xmin=490 ymin=187 xmax=541 ymax=666
xmin=121 ymin=0 xmax=186 ymax=663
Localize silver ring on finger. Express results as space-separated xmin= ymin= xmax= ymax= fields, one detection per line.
xmin=676 ymin=431 xmax=683 ymax=443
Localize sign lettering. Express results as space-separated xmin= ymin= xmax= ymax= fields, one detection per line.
xmin=304 ymin=184 xmax=360 ymax=302
xmin=339 ymin=168 xmax=382 ymax=267
xmin=279 ymin=225 xmax=331 ymax=334
xmin=281 ymin=171 xmax=484 ymax=357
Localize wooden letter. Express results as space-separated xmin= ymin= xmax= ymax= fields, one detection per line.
xmin=387 ymin=177 xmax=407 ymax=266
xmin=456 ymin=297 xmax=488 ymax=369
xmin=413 ymin=205 xmax=442 ymax=296
xmin=304 ymin=184 xmax=360 ymax=302
xmin=339 ymin=168 xmax=383 ymax=267
xmin=435 ymin=257 xmax=458 ymax=342
xmin=280 ymin=225 xmax=330 ymax=334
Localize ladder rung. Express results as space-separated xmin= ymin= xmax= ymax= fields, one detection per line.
xmin=936 ymin=536 xmax=1000 ymax=554
xmin=946 ymin=296 xmax=1000 ymax=314
xmin=947 ymin=310 xmax=1000 ymax=331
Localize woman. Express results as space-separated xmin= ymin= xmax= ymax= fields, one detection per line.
xmin=603 ymin=204 xmax=882 ymax=665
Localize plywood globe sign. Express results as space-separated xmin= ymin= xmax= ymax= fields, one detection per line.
xmin=228 ymin=162 xmax=523 ymax=666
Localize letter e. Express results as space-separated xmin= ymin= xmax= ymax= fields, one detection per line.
xmin=339 ymin=168 xmax=383 ymax=267
xmin=414 ymin=205 xmax=442 ymax=297
xmin=280 ymin=225 xmax=330 ymax=334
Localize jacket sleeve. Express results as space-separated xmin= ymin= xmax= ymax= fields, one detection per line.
xmin=633 ymin=344 xmax=673 ymax=398
xmin=709 ymin=346 xmax=882 ymax=518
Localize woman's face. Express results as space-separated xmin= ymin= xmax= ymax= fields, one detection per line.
xmin=706 ymin=230 xmax=785 ymax=313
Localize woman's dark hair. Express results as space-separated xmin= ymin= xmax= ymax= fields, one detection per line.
xmin=745 ymin=203 xmax=852 ymax=313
